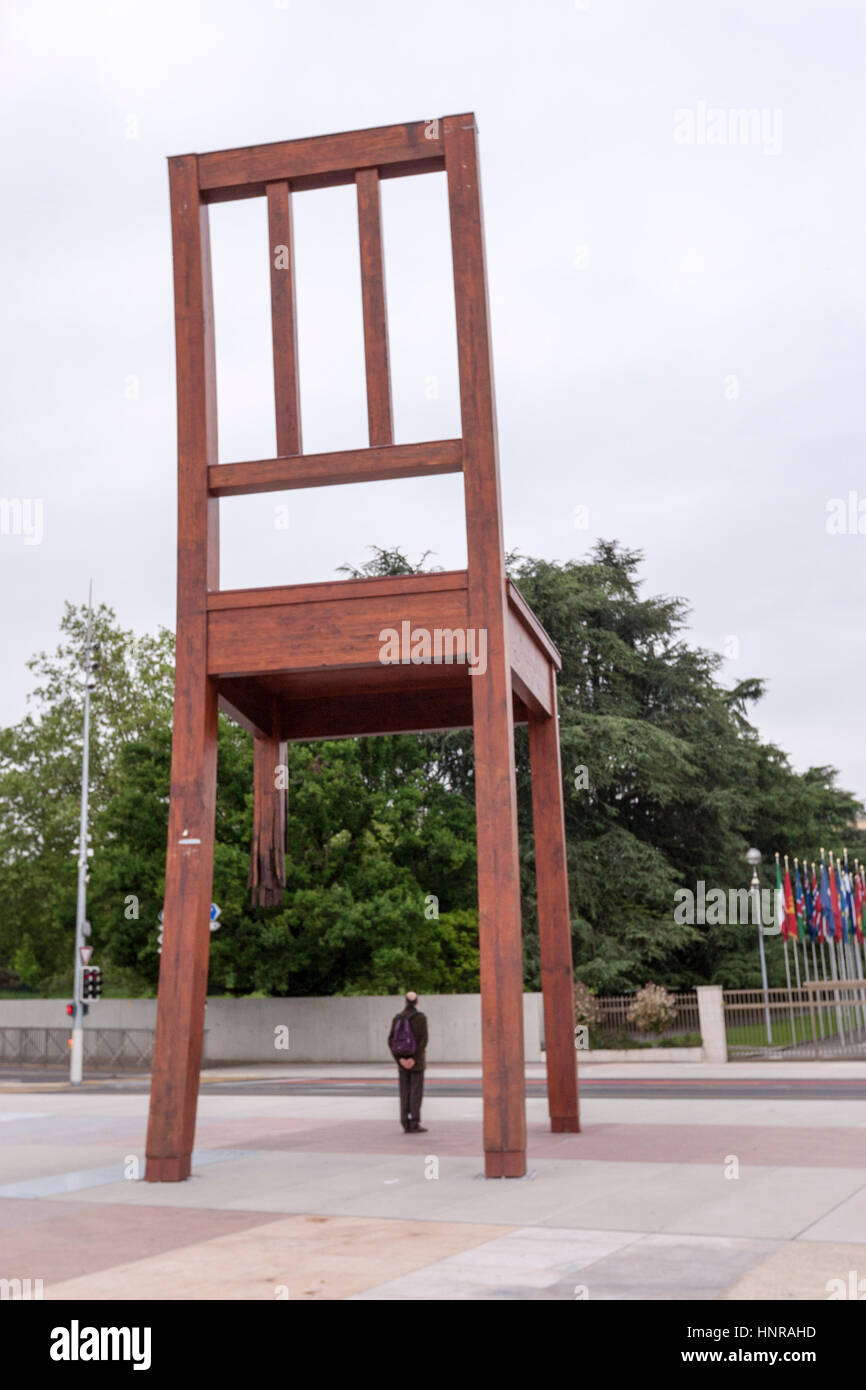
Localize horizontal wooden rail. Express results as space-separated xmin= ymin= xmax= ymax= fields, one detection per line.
xmin=196 ymin=117 xmax=453 ymax=202
xmin=208 ymin=439 xmax=463 ymax=497
xmin=208 ymin=569 xmax=469 ymax=612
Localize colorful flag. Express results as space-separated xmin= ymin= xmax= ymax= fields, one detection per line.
xmin=811 ymin=865 xmax=825 ymax=943
xmin=842 ymin=853 xmax=860 ymax=945
xmin=839 ymin=856 xmax=856 ymax=945
xmin=775 ymin=857 xmax=787 ymax=938
xmin=820 ymin=860 xmax=835 ymax=943
xmin=784 ymin=860 xmax=798 ymax=941
xmin=854 ymin=871 xmax=864 ymax=944
xmin=794 ymin=861 xmax=807 ymax=941
xmin=828 ymin=857 xmax=844 ymax=943
xmin=804 ymin=866 xmax=815 ymax=941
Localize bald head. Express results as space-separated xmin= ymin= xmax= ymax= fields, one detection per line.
xmin=405 ymin=991 xmax=418 ymax=1006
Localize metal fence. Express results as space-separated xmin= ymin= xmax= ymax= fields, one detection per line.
xmin=581 ymin=991 xmax=701 ymax=1048
xmin=0 ymin=1028 xmax=154 ymax=1068
xmin=724 ymin=982 xmax=866 ymax=1059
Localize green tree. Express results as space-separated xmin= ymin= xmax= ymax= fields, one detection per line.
xmin=509 ymin=544 xmax=863 ymax=989
xmin=0 ymin=545 xmax=860 ymax=998
xmin=12 ymin=933 xmax=41 ymax=990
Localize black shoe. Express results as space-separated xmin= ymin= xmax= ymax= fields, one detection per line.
xmin=411 ymin=1125 xmax=428 ymax=1133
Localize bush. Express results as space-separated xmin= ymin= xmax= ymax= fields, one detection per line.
xmin=573 ymin=979 xmax=603 ymax=1028
xmin=626 ymin=982 xmax=677 ymax=1035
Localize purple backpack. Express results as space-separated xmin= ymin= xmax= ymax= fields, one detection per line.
xmin=392 ymin=1015 xmax=416 ymax=1057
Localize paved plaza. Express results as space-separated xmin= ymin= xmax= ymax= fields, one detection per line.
xmin=2 ymin=1060 xmax=866 ymax=1300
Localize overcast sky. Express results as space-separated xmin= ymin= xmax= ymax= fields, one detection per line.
xmin=2 ymin=0 xmax=864 ymax=804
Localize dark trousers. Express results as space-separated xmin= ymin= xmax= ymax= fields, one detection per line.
xmin=398 ymin=1064 xmax=425 ymax=1130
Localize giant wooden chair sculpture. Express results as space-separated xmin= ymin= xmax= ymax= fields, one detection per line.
xmin=145 ymin=114 xmax=579 ymax=1182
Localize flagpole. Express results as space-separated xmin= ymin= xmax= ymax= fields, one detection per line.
xmin=747 ymin=848 xmax=772 ymax=1045
xmin=812 ymin=938 xmax=823 ymax=1036
xmin=795 ymin=856 xmax=806 ymax=989
xmin=834 ymin=852 xmax=854 ymax=1034
xmin=834 ymin=852 xmax=852 ymax=1036
xmin=812 ymin=863 xmax=827 ymax=1038
xmin=840 ymin=849 xmax=854 ymax=1031
xmin=822 ymin=849 xmax=845 ymax=1045
xmin=844 ymin=849 xmax=866 ymax=1032
xmin=70 ymin=582 xmax=93 ymax=1087
xmin=856 ymin=859 xmax=866 ymax=1033
xmin=780 ymin=854 xmax=796 ymax=1047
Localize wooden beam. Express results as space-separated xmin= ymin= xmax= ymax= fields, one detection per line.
xmin=280 ymin=687 xmax=475 ymax=740
xmin=507 ymin=580 xmax=562 ymax=671
xmin=356 ymin=168 xmax=393 ymax=446
xmin=209 ymin=439 xmax=461 ymax=498
xmin=529 ymin=671 xmax=580 ymax=1133
xmin=146 ymin=156 xmax=219 ymax=1182
xmin=217 ymin=693 xmax=260 ymax=736
xmin=445 ymin=114 xmax=527 ymax=1179
xmin=509 ymin=608 xmax=554 ymax=717
xmin=208 ymin=582 xmax=470 ymax=678
xmin=197 ymin=118 xmax=445 ymax=202
xmin=208 ymin=568 xmax=467 ymax=612
xmin=217 ymin=678 xmax=532 ymax=740
xmin=266 ymin=181 xmax=302 ymax=456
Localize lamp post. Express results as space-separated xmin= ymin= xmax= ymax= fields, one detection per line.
xmin=70 ymin=585 xmax=98 ymax=1085
xmin=746 ymin=847 xmax=772 ymax=1045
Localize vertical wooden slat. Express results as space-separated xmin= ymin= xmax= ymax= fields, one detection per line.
xmin=529 ymin=671 xmax=580 ymax=1133
xmin=444 ymin=114 xmax=527 ymax=1179
xmin=266 ymin=181 xmax=302 ymax=456
xmin=145 ymin=155 xmax=220 ymax=1182
xmin=355 ymin=167 xmax=393 ymax=446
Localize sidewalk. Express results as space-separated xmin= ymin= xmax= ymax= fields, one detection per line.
xmin=2 ymin=1061 xmax=865 ymax=1299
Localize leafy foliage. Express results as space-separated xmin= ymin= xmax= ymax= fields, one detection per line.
xmin=0 ymin=545 xmax=860 ymax=996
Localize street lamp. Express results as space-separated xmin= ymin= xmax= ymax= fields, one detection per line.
xmin=746 ymin=847 xmax=772 ymax=1045
xmin=70 ymin=584 xmax=97 ymax=1085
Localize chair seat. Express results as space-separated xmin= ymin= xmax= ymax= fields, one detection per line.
xmin=210 ymin=569 xmax=561 ymax=740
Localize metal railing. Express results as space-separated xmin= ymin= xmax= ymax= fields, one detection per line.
xmin=724 ymin=982 xmax=866 ymax=1058
xmin=0 ymin=1027 xmax=154 ymax=1068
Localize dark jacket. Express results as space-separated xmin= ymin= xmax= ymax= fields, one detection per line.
xmin=388 ymin=1006 xmax=428 ymax=1070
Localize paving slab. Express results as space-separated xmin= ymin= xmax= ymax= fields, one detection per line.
xmin=720 ymin=1240 xmax=866 ymax=1300
xmin=44 ymin=1214 xmax=511 ymax=1301
xmin=1 ymin=1066 xmax=864 ymax=1300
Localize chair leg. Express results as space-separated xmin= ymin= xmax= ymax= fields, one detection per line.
xmin=472 ymin=665 xmax=527 ymax=1179
xmin=145 ymin=644 xmax=218 ymax=1181
xmin=248 ymin=726 xmax=287 ymax=907
xmin=529 ymin=686 xmax=580 ymax=1133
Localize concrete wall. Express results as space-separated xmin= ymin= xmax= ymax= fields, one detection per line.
xmin=0 ymin=994 xmax=545 ymax=1064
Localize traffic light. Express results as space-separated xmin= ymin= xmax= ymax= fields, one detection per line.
xmin=82 ymin=966 xmax=102 ymax=1000
xmin=86 ymin=641 xmax=101 ymax=692
xmin=66 ymin=1002 xmax=88 ymax=1017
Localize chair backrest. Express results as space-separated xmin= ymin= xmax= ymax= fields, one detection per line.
xmin=167 ymin=114 xmax=508 ymax=619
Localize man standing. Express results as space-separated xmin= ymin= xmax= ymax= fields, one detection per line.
xmin=387 ymin=991 xmax=428 ymax=1133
